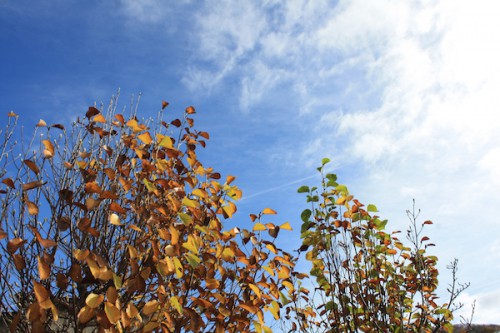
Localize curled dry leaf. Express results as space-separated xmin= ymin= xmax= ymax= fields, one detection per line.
xmin=7 ymin=238 xmax=25 ymax=253
xmin=22 ymin=181 xmax=44 ymax=191
xmin=38 ymin=256 xmax=50 ymax=280
xmin=42 ymin=140 xmax=54 ymax=158
xmin=24 ymin=159 xmax=40 ymax=174
xmin=1 ymin=178 xmax=15 ymax=189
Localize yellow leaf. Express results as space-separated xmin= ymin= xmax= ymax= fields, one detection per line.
xmin=191 ymin=188 xmax=207 ymax=199
xmin=158 ymin=135 xmax=173 ymax=148
xmin=248 ymin=283 xmax=261 ymax=299
xmin=73 ymin=249 xmax=90 ymax=261
xmin=170 ymin=296 xmax=183 ymax=315
xmin=109 ymin=213 xmax=122 ymax=226
xmin=221 ymin=247 xmax=235 ymax=261
xmin=280 ymin=222 xmax=292 ymax=231
xmin=138 ymin=132 xmax=152 ymax=144
xmin=173 ymin=257 xmax=183 ymax=278
xmin=7 ymin=111 xmax=18 ymax=117
xmin=262 ymin=208 xmax=277 ymax=215
xmin=105 ymin=301 xmax=120 ymax=324
xmin=182 ymin=197 xmax=198 ymax=208
xmin=253 ymin=223 xmax=267 ymax=231
xmin=170 ymin=225 xmax=180 ymax=245
xmin=85 ymin=293 xmax=104 ymax=309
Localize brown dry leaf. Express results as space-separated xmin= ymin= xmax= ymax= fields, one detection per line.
xmin=33 ymin=281 xmax=50 ymax=303
xmin=73 ymin=249 xmax=90 ymax=261
xmin=78 ymin=305 xmax=94 ymax=324
xmin=143 ymin=300 xmax=159 ymax=316
xmin=24 ymin=159 xmax=40 ymax=174
xmin=13 ymin=254 xmax=26 ymax=270
xmin=1 ymin=178 xmax=15 ymax=189
xmin=57 ymin=216 xmax=70 ymax=231
xmin=38 ymin=256 xmax=50 ymax=280
xmin=109 ymin=202 xmax=128 ymax=214
xmin=85 ymin=181 xmax=102 ymax=194
xmin=27 ymin=201 xmax=39 ymax=215
xmin=86 ymin=106 xmax=100 ymax=119
xmin=0 ymin=228 xmax=6 ymax=240
xmin=22 ymin=181 xmax=43 ymax=191
xmin=185 ymin=106 xmax=196 ymax=114
xmin=42 ymin=140 xmax=54 ymax=158
xmin=85 ymin=197 xmax=99 ymax=210
xmin=7 ymin=238 xmax=25 ymax=253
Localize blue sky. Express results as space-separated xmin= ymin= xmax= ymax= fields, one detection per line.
xmin=2 ymin=0 xmax=500 ymax=324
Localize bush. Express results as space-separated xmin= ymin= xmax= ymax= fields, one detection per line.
xmin=0 ymin=98 xmax=296 ymax=333
xmin=282 ymin=159 xmax=470 ymax=333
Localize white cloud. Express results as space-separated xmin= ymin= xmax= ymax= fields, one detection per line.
xmin=182 ymin=0 xmax=500 ymax=323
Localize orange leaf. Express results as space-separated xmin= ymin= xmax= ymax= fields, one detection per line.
xmin=262 ymin=208 xmax=277 ymax=215
xmin=138 ymin=132 xmax=153 ymax=144
xmin=8 ymin=111 xmax=18 ymax=117
xmin=185 ymin=106 xmax=196 ymax=114
xmin=109 ymin=202 xmax=128 ymax=214
xmin=33 ymin=281 xmax=50 ymax=303
xmin=84 ymin=181 xmax=102 ymax=194
xmin=162 ymin=100 xmax=169 ymax=109
xmin=38 ymin=256 xmax=50 ymax=280
xmin=78 ymin=305 xmax=95 ymax=324
xmin=93 ymin=114 xmax=106 ymax=123
xmin=42 ymin=140 xmax=54 ymax=158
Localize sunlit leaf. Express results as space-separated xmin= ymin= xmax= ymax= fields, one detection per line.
xmin=7 ymin=238 xmax=25 ymax=253
xmin=138 ymin=132 xmax=153 ymax=144
xmin=109 ymin=213 xmax=122 ymax=226
xmin=26 ymin=201 xmax=39 ymax=215
xmin=280 ymin=222 xmax=292 ymax=230
xmin=37 ymin=256 xmax=50 ymax=280
xmin=42 ymin=139 xmax=54 ymax=158
xmin=86 ymin=293 xmax=104 ymax=309
xmin=262 ymin=207 xmax=277 ymax=215
xmin=253 ymin=223 xmax=266 ymax=231
xmin=104 ymin=301 xmax=120 ymax=324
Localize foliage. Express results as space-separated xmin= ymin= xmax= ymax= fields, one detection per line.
xmin=0 ymin=98 xmax=296 ymax=333
xmin=282 ymin=159 xmax=470 ymax=333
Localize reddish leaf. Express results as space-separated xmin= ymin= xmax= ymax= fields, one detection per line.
xmin=86 ymin=106 xmax=100 ymax=119
xmin=109 ymin=202 xmax=128 ymax=214
xmin=171 ymin=119 xmax=182 ymax=127
xmin=1 ymin=178 xmax=15 ymax=189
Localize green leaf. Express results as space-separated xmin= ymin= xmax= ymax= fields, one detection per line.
xmin=367 ymin=204 xmax=378 ymax=212
xmin=178 ymin=213 xmax=192 ymax=225
xmin=301 ymin=209 xmax=312 ymax=223
xmin=336 ymin=184 xmax=348 ymax=195
xmin=297 ymin=185 xmax=309 ymax=193
xmin=322 ymin=158 xmax=330 ymax=166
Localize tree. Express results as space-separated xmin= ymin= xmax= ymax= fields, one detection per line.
xmin=282 ymin=159 xmax=470 ymax=333
xmin=0 ymin=97 xmax=296 ymax=333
